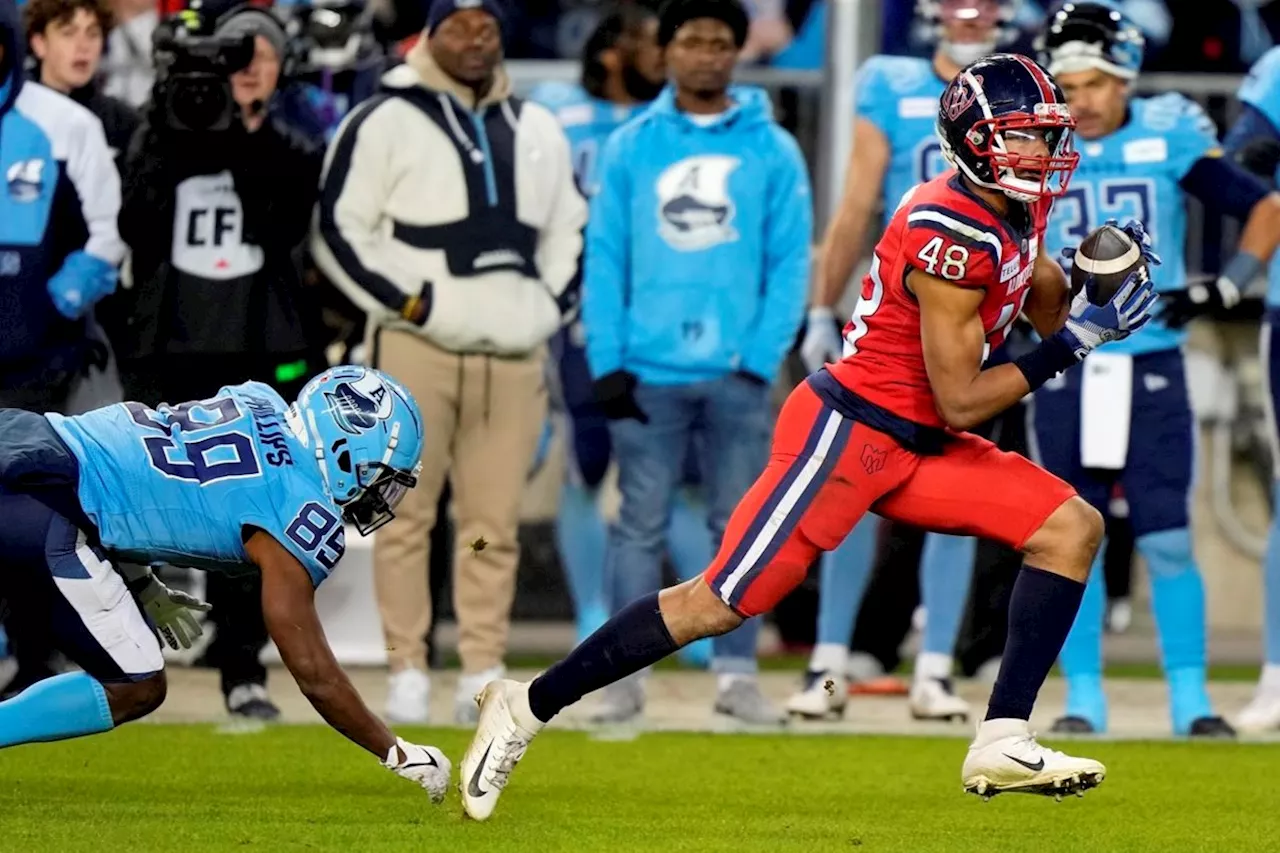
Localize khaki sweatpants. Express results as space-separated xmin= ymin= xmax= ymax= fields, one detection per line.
xmin=373 ymin=329 xmax=547 ymax=674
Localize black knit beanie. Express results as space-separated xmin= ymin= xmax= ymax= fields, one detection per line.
xmin=657 ymin=0 xmax=749 ymax=48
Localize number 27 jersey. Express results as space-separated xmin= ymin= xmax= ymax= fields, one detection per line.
xmin=826 ymin=172 xmax=1047 ymax=429
xmin=47 ymin=382 xmax=345 ymax=586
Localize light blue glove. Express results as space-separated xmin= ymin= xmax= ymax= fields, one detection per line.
xmin=47 ymin=251 xmax=118 ymax=320
xmin=1054 ymin=268 xmax=1158 ymax=360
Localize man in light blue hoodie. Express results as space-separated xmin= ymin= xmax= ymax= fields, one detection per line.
xmin=581 ymin=0 xmax=812 ymax=725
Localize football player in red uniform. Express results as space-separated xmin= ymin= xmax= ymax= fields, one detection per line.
xmin=459 ymin=54 xmax=1157 ymax=820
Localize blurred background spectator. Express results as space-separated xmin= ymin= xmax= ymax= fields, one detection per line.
xmin=529 ymin=5 xmax=695 ymax=653
xmin=23 ymin=0 xmax=139 ymax=160
xmin=99 ymin=0 xmax=154 ymax=106
xmin=0 ymin=0 xmax=124 ymax=697
xmin=580 ymin=0 xmax=812 ymax=725
xmin=272 ymin=0 xmax=387 ymax=141
xmin=114 ymin=3 xmax=325 ymax=721
xmin=312 ymin=0 xmax=587 ymax=725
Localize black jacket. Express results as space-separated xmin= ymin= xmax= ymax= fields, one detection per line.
xmin=116 ymin=116 xmax=326 ymax=360
xmin=70 ymin=81 xmax=140 ymax=168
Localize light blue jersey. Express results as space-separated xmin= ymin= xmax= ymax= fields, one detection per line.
xmin=1045 ymin=93 xmax=1220 ymax=355
xmin=855 ymin=55 xmax=949 ymax=220
xmin=583 ymin=85 xmax=812 ymax=385
xmin=1237 ymin=45 xmax=1280 ymax=304
xmin=527 ymin=81 xmax=646 ymax=198
xmin=47 ymin=381 xmax=344 ymax=586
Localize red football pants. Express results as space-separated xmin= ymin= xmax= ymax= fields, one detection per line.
xmin=703 ymin=382 xmax=1076 ymax=617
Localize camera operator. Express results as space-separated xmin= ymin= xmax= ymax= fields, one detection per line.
xmin=116 ymin=4 xmax=326 ymax=722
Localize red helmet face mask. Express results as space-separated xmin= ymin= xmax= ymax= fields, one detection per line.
xmin=964 ymin=103 xmax=1080 ymax=201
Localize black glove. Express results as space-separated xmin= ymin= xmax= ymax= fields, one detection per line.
xmin=592 ymin=370 xmax=648 ymax=423
xmin=1235 ymin=137 xmax=1280 ymax=180
xmin=1157 ymin=275 xmax=1241 ymax=329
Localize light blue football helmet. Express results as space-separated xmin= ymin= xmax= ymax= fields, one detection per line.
xmin=292 ymin=366 xmax=424 ymax=534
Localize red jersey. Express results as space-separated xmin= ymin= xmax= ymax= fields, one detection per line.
xmin=827 ymin=171 xmax=1049 ymax=428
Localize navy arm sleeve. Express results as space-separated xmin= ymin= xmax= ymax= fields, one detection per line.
xmin=1224 ymin=103 xmax=1280 ymax=183
xmin=1178 ymin=154 xmax=1272 ymax=220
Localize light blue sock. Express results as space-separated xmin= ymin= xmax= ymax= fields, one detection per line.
xmin=815 ymin=514 xmax=878 ymax=648
xmin=1140 ymin=527 xmax=1212 ymax=733
xmin=1264 ymin=480 xmax=1280 ymax=666
xmin=1058 ymin=547 xmax=1108 ymax=731
xmin=555 ymin=481 xmax=609 ymax=645
xmin=0 ymin=671 xmax=114 ymax=748
xmin=919 ymin=533 xmax=977 ymax=657
xmin=668 ymin=488 xmax=713 ymax=669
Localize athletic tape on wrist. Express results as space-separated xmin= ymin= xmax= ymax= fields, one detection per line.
xmin=1220 ymin=252 xmax=1264 ymax=303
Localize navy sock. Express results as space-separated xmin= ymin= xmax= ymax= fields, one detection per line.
xmin=528 ymin=592 xmax=679 ymax=723
xmin=986 ymin=566 xmax=1086 ymax=722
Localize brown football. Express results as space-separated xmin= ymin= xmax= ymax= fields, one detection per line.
xmin=1070 ymin=224 xmax=1147 ymax=305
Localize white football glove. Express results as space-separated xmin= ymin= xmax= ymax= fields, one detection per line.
xmin=136 ymin=575 xmax=211 ymax=650
xmin=383 ymin=736 xmax=452 ymax=804
xmin=1056 ymin=268 xmax=1158 ymax=359
xmin=799 ymin=306 xmax=843 ymax=373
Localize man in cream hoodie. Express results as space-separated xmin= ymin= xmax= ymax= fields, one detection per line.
xmin=312 ymin=0 xmax=587 ymax=725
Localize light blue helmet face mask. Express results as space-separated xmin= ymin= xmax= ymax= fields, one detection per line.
xmin=291 ymin=366 xmax=424 ymax=535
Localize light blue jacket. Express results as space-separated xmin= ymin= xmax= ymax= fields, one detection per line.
xmin=583 ymin=84 xmax=812 ymax=386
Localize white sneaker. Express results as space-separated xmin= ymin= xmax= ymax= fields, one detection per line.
xmin=456 ymin=666 xmax=505 ymax=725
xmin=386 ymin=668 xmax=430 ymax=724
xmin=961 ymin=718 xmax=1105 ymax=801
xmin=1235 ymin=691 xmax=1280 ymax=733
xmin=909 ymin=677 xmax=970 ymax=723
xmin=786 ymin=670 xmax=847 ymax=719
xmin=460 ymin=678 xmax=544 ymax=821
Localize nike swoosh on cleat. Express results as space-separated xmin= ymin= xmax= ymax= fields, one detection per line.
xmin=1003 ymin=753 xmax=1045 ymax=772
xmin=467 ymin=742 xmax=493 ymax=797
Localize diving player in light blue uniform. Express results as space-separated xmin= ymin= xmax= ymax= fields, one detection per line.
xmin=789 ymin=0 xmax=1024 ymax=724
xmin=1035 ymin=2 xmax=1280 ymax=736
xmin=0 ymin=366 xmax=453 ymax=799
xmin=1224 ymin=44 xmax=1280 ymax=733
xmin=530 ymin=7 xmax=714 ymax=671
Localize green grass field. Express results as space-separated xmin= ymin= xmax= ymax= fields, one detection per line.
xmin=2 ymin=725 xmax=1278 ymax=853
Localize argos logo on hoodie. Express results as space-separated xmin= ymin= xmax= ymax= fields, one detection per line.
xmin=655 ymin=155 xmax=741 ymax=252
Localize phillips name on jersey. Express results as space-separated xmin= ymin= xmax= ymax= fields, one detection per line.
xmin=828 ymin=172 xmax=1048 ymax=428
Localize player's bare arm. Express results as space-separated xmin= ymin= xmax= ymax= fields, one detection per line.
xmin=246 ymin=528 xmax=397 ymax=758
xmin=813 ymin=118 xmax=891 ymax=308
xmin=1237 ymin=192 xmax=1280 ymax=271
xmin=912 ymin=268 xmax=1039 ymax=430
xmin=1021 ymin=243 xmax=1071 ymax=336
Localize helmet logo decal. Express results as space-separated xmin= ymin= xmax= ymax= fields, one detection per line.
xmin=943 ymin=75 xmax=981 ymax=122
xmin=324 ymin=373 xmax=394 ymax=435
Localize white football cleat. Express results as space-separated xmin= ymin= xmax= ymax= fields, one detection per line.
xmin=786 ymin=670 xmax=847 ymax=720
xmin=909 ymin=677 xmax=970 ymax=723
xmin=383 ymin=737 xmax=452 ymax=804
xmin=1235 ymin=691 xmax=1280 ymax=734
xmin=460 ymin=679 xmax=544 ymax=821
xmin=385 ymin=668 xmax=430 ymax=724
xmin=962 ymin=718 xmax=1105 ymax=801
